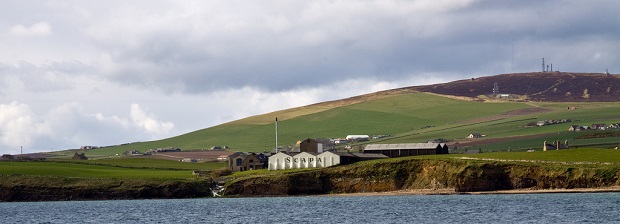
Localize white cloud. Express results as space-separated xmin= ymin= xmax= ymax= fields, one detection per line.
xmin=0 ymin=101 xmax=176 ymax=154
xmin=0 ymin=102 xmax=37 ymax=150
xmin=0 ymin=0 xmax=619 ymax=154
xmin=8 ymin=21 xmax=52 ymax=36
xmin=130 ymin=103 xmax=174 ymax=136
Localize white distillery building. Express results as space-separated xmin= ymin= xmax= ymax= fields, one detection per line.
xmin=268 ymin=151 xmax=387 ymax=171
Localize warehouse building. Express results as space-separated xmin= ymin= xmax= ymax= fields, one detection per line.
xmin=268 ymin=151 xmax=387 ymax=171
xmin=363 ymin=143 xmax=449 ymax=158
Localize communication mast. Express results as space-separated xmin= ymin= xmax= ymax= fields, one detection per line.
xmin=493 ymin=82 xmax=499 ymax=96
xmin=542 ymin=58 xmax=545 ymax=72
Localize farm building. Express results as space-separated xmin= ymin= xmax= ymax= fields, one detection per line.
xmin=346 ymin=135 xmax=370 ymax=141
xmin=299 ymin=138 xmax=324 ymax=153
xmin=228 ymin=152 xmax=268 ymax=171
xmin=0 ymin=154 xmax=15 ymax=161
xmin=467 ymin=133 xmax=482 ymax=139
xmin=242 ymin=153 xmax=266 ymax=170
xmin=568 ymin=125 xmax=582 ymax=131
xmin=72 ymin=152 xmax=88 ymax=160
xmin=591 ymin=124 xmax=607 ymax=130
xmin=180 ymin=158 xmax=197 ymax=163
xmin=543 ymin=140 xmax=568 ymax=151
xmin=363 ymin=143 xmax=449 ymax=158
xmin=228 ymin=152 xmax=246 ymax=171
xmin=267 ymin=151 xmax=387 ymax=171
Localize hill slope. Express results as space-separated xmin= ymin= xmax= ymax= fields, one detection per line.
xmin=413 ymin=72 xmax=620 ymax=102
xmin=81 ymin=72 xmax=620 ymax=156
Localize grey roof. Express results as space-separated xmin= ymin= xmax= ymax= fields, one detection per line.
xmin=228 ymin=152 xmax=247 ymax=159
xmin=364 ymin=143 xmax=441 ymax=151
xmin=349 ymin=153 xmax=389 ymax=158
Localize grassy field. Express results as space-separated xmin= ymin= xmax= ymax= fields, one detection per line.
xmin=0 ymin=161 xmax=196 ymax=179
xmin=449 ymin=148 xmax=620 ymax=164
xmin=50 ymin=157 xmax=227 ymax=170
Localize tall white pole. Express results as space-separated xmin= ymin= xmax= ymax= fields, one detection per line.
xmin=275 ymin=117 xmax=278 ymax=152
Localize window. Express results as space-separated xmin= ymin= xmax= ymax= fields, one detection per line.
xmin=236 ymin=158 xmax=243 ymax=166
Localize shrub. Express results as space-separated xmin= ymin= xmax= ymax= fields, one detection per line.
xmin=211 ymin=167 xmax=232 ymax=178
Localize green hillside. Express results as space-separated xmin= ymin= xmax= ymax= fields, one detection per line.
xmin=78 ymin=92 xmax=620 ymax=157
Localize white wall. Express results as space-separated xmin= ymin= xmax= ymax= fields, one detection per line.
xmin=269 ymin=151 xmax=342 ymax=171
xmin=316 ymin=151 xmax=340 ymax=168
xmin=268 ymin=152 xmax=292 ymax=171
xmin=293 ymin=152 xmax=317 ymax=169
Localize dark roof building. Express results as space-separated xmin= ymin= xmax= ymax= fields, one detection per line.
xmin=228 ymin=152 xmax=248 ymax=172
xmin=363 ymin=143 xmax=449 ymax=158
xmin=72 ymin=152 xmax=88 ymax=160
xmin=299 ymin=138 xmax=323 ymax=153
xmin=0 ymin=154 xmax=15 ymax=161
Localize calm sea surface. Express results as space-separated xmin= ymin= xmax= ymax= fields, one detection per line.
xmin=2 ymin=193 xmax=620 ymax=224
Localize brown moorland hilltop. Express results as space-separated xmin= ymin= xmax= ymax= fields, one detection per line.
xmin=410 ymin=72 xmax=620 ymax=102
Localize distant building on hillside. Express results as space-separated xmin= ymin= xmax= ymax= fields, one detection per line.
xmin=543 ymin=140 xmax=568 ymax=151
xmin=72 ymin=152 xmax=88 ymax=160
xmin=591 ymin=124 xmax=607 ymax=130
xmin=467 ymin=133 xmax=483 ymax=139
xmin=568 ymin=125 xmax=582 ymax=131
xmin=346 ymin=135 xmax=369 ymax=142
xmin=0 ymin=154 xmax=15 ymax=161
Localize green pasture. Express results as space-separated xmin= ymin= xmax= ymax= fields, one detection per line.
xmin=445 ymin=148 xmax=620 ymax=164
xmin=50 ymin=157 xmax=227 ymax=170
xmin=0 ymin=161 xmax=193 ymax=179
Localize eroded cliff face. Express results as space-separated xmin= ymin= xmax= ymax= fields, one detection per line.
xmin=223 ymin=159 xmax=620 ymax=196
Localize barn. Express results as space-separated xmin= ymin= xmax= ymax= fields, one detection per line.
xmin=299 ymin=138 xmax=324 ymax=153
xmin=363 ymin=143 xmax=449 ymax=158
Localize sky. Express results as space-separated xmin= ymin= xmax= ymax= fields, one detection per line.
xmin=1 ymin=0 xmax=619 ymax=154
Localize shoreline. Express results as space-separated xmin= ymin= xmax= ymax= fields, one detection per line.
xmin=326 ymin=186 xmax=620 ymax=197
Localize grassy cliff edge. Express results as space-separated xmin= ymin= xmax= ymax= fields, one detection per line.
xmin=223 ymin=157 xmax=620 ymax=196
xmin=0 ymin=175 xmax=213 ymax=202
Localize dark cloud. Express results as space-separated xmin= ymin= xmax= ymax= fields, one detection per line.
xmin=81 ymin=1 xmax=619 ymax=94
xmin=2 ymin=0 xmax=619 ymax=154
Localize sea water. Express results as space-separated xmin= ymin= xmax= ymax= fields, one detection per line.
xmin=1 ymin=193 xmax=619 ymax=224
